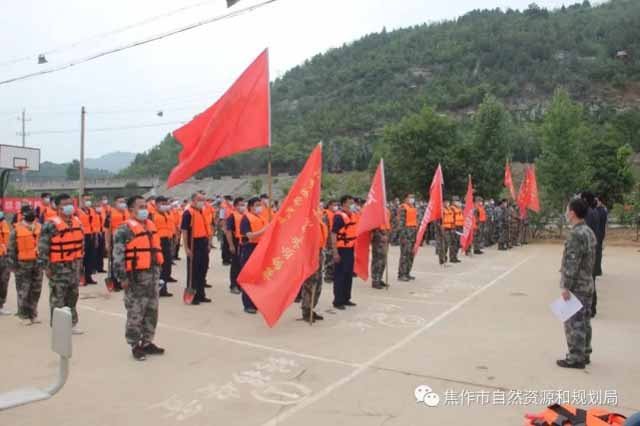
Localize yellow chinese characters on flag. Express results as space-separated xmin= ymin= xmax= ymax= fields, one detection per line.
xmin=237 ymin=144 xmax=323 ymax=327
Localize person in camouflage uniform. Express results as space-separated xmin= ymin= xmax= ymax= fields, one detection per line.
xmin=113 ymin=195 xmax=165 ymax=361
xmin=520 ymin=211 xmax=530 ymax=245
xmin=485 ymin=199 xmax=496 ymax=247
xmin=397 ymin=194 xmax=418 ymax=281
xmin=496 ymin=199 xmax=509 ymax=250
xmin=0 ymin=208 xmax=12 ymax=316
xmin=389 ymin=199 xmax=400 ymax=246
xmin=8 ymin=206 xmax=44 ymax=325
xmin=301 ymin=214 xmax=327 ymax=323
xmin=433 ymin=220 xmax=447 ymax=265
xmin=38 ymin=193 xmax=84 ymax=334
xmin=510 ymin=203 xmax=521 ymax=248
xmin=323 ymin=200 xmax=337 ymax=284
xmin=371 ymin=211 xmax=390 ymax=289
xmin=557 ymin=198 xmax=597 ymax=369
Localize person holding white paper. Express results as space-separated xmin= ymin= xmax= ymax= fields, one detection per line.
xmin=557 ymin=198 xmax=597 ymax=369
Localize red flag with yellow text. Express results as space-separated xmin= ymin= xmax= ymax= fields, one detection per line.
xmin=237 ymin=144 xmax=322 ymax=327
xmin=167 ymin=49 xmax=270 ymax=188
xmin=527 ymin=165 xmax=540 ymax=213
xmin=414 ymin=164 xmax=443 ymax=255
xmin=504 ymin=160 xmax=516 ymax=200
xmin=517 ymin=167 xmax=531 ymax=219
xmin=459 ymin=176 xmax=475 ymax=252
xmin=354 ymin=159 xmax=388 ymax=281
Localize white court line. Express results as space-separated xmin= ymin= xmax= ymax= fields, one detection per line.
xmin=366 ymin=295 xmax=454 ymax=306
xmin=80 ymin=305 xmax=362 ymax=369
xmin=261 ymin=253 xmax=535 ymax=426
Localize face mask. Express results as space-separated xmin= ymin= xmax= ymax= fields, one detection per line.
xmin=262 ymin=199 xmax=269 ymax=206
xmin=95 ymin=207 xmax=102 ymax=213
xmin=102 ymin=199 xmax=108 ymax=205
xmin=0 ymin=212 xmax=4 ymax=220
xmin=84 ymin=201 xmax=92 ymax=208
xmin=43 ymin=197 xmax=50 ymax=204
xmin=159 ymin=205 xmax=171 ymax=212
xmin=196 ymin=201 xmax=205 ymax=209
xmin=24 ymin=212 xmax=36 ymax=223
xmin=409 ymin=198 xmax=415 ymax=205
xmin=349 ymin=204 xmax=358 ymax=212
xmin=117 ymin=202 xmax=127 ymax=211
xmin=137 ymin=209 xmax=149 ymax=221
xmin=62 ymin=205 xmax=75 ymax=216
xmin=331 ymin=205 xmax=339 ymax=212
xmin=255 ymin=206 xmax=263 ymax=214
xmin=237 ymin=206 xmax=246 ymax=213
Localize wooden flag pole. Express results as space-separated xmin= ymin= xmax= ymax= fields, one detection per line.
xmin=308 ymin=281 xmax=315 ymax=326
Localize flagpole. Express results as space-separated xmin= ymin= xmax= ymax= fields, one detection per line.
xmin=380 ymin=159 xmax=391 ymax=291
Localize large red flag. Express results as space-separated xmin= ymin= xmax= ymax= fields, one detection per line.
xmin=517 ymin=167 xmax=531 ymax=219
xmin=527 ymin=165 xmax=540 ymax=212
xmin=237 ymin=144 xmax=322 ymax=327
xmin=504 ymin=160 xmax=516 ymax=200
xmin=167 ymin=49 xmax=270 ymax=188
xmin=459 ymin=176 xmax=475 ymax=252
xmin=354 ymin=160 xmax=388 ymax=281
xmin=414 ymin=164 xmax=444 ymax=255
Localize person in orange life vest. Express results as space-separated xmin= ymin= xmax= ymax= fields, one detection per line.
xmin=219 ymin=195 xmax=234 ymax=265
xmin=11 ymin=200 xmax=31 ymax=226
xmin=239 ymin=197 xmax=268 ymax=314
xmin=76 ymin=194 xmax=100 ymax=284
xmin=198 ymin=191 xmax=214 ymax=289
xmin=112 ymin=195 xmax=165 ymax=361
xmin=331 ymin=195 xmax=358 ymax=310
xmin=7 ymin=205 xmax=44 ymax=325
xmin=449 ymin=196 xmax=463 ymax=263
xmin=299 ymin=206 xmax=328 ymax=322
xmin=38 ymin=193 xmax=85 ymax=334
xmin=397 ymin=193 xmax=418 ymax=282
xmin=371 ymin=207 xmax=392 ymax=289
xmin=181 ymin=192 xmax=212 ymax=305
xmin=259 ymin=193 xmax=275 ymax=223
xmin=170 ymin=199 xmax=183 ymax=261
xmin=36 ymin=192 xmax=57 ymax=224
xmin=153 ymin=196 xmax=176 ymax=297
xmin=322 ymin=199 xmax=338 ymax=284
xmin=145 ymin=196 xmax=157 ymax=220
xmin=93 ymin=196 xmax=108 ymax=273
xmin=473 ymin=196 xmax=486 ymax=255
xmin=0 ymin=207 xmax=12 ymax=316
xmin=225 ymin=197 xmax=245 ymax=295
xmin=104 ymin=196 xmax=130 ymax=291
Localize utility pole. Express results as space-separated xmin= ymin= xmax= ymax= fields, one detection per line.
xmin=79 ymin=106 xmax=86 ymax=196
xmin=17 ymin=109 xmax=31 ymax=190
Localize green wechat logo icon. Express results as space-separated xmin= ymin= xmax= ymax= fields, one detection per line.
xmin=414 ymin=385 xmax=441 ymax=407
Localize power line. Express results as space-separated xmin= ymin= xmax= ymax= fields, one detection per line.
xmin=0 ymin=0 xmax=220 ymax=69
xmin=0 ymin=0 xmax=279 ymax=86
xmin=28 ymin=120 xmax=186 ymax=135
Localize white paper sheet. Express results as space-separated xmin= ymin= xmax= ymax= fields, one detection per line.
xmin=550 ymin=293 xmax=583 ymax=322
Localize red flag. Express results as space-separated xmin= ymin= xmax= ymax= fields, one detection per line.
xmin=354 ymin=160 xmax=388 ymax=281
xmin=167 ymin=49 xmax=270 ymax=188
xmin=527 ymin=165 xmax=540 ymax=212
xmin=237 ymin=144 xmax=322 ymax=327
xmin=459 ymin=176 xmax=476 ymax=252
xmin=504 ymin=160 xmax=516 ymax=200
xmin=517 ymin=167 xmax=531 ymax=219
xmin=414 ymin=164 xmax=444 ymax=255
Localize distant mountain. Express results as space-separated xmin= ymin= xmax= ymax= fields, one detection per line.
xmin=85 ymin=151 xmax=137 ymax=173
xmin=21 ymin=161 xmax=112 ymax=183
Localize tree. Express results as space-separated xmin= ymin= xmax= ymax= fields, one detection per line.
xmin=537 ymin=89 xmax=591 ymax=214
xmin=66 ymin=160 xmax=80 ymax=180
xmin=250 ymin=178 xmax=263 ymax=195
xmin=470 ymin=95 xmax=513 ymax=198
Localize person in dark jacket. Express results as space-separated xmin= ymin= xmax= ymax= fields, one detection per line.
xmin=581 ymin=191 xmax=603 ymax=318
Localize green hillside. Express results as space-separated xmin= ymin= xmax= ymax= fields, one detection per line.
xmin=120 ymin=0 xmax=640 ymax=184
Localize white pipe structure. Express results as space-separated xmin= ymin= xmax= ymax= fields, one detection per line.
xmin=0 ymin=307 xmax=73 ymax=411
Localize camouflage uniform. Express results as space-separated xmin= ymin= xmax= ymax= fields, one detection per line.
xmin=389 ymin=204 xmax=400 ymax=246
xmin=520 ymin=215 xmax=530 ymax=244
xmin=434 ymin=221 xmax=447 ymax=265
xmin=38 ymin=219 xmax=82 ymax=326
xmin=510 ymin=206 xmax=521 ymax=248
xmin=445 ymin=229 xmax=458 ymax=262
xmin=560 ymin=222 xmax=596 ymax=364
xmin=323 ymin=212 xmax=334 ymax=283
xmin=473 ymin=209 xmax=483 ymax=252
xmin=371 ymin=229 xmax=388 ymax=286
xmin=301 ymin=249 xmax=323 ymax=316
xmin=113 ymin=222 xmax=161 ymax=347
xmin=397 ymin=207 xmax=417 ymax=278
xmin=505 ymin=205 xmax=514 ymax=249
xmin=485 ymin=204 xmax=495 ymax=246
xmin=8 ymin=224 xmax=44 ymax=320
xmin=496 ymin=206 xmax=508 ymax=249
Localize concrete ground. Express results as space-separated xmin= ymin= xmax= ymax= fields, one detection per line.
xmin=1 ymin=243 xmax=638 ymax=425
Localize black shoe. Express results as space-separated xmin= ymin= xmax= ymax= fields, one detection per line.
xmin=474 ymin=250 xmax=484 ymax=255
xmin=556 ymin=359 xmax=585 ymax=369
xmin=174 ymin=257 xmax=181 ymax=261
xmin=167 ymin=277 xmax=178 ymax=283
xmin=222 ymin=261 xmax=232 ymax=266
xmin=171 ymin=261 xmax=177 ymax=266
xmin=96 ymin=270 xmax=107 ymax=273
xmin=191 ymin=300 xmax=201 ymax=305
xmin=244 ymin=307 xmax=257 ymax=314
xmin=451 ymin=259 xmax=461 ymax=263
xmin=345 ymin=301 xmax=357 ymax=307
xmin=132 ymin=345 xmax=147 ymax=361
xmin=398 ymin=276 xmax=410 ymax=282
xmin=323 ymin=278 xmax=333 ymax=284
xmin=585 ymin=357 xmax=591 ymax=365
xmin=143 ymin=342 xmax=165 ymax=355
xmin=86 ymin=278 xmax=98 ymax=284
xmin=199 ymin=297 xmax=212 ymax=303
xmin=294 ymin=296 xmax=302 ymax=303
xmin=311 ymin=311 xmax=324 ymax=320
xmin=230 ymin=287 xmax=241 ymax=295
xmin=333 ymin=304 xmax=346 ymax=310
xmin=204 ymin=284 xmax=212 ymax=288
xmin=159 ymin=291 xmax=173 ymax=298
xmin=372 ymin=283 xmax=385 ymax=289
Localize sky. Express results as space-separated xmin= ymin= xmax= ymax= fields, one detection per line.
xmin=0 ymin=0 xmax=580 ymax=165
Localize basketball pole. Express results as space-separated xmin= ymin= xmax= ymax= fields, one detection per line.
xmin=79 ymin=106 xmax=86 ymax=197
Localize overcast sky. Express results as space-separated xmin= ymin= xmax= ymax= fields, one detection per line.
xmin=0 ymin=0 xmax=579 ymax=164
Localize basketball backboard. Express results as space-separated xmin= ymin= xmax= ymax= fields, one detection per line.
xmin=0 ymin=144 xmax=40 ymax=172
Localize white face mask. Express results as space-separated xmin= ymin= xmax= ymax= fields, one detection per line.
xmin=255 ymin=206 xmax=263 ymax=214
xmin=409 ymin=198 xmax=415 ymax=205
xmin=237 ymin=206 xmax=246 ymax=213
xmin=95 ymin=207 xmax=102 ymax=213
xmin=84 ymin=200 xmax=92 ymax=207
xmin=331 ymin=205 xmax=339 ymax=212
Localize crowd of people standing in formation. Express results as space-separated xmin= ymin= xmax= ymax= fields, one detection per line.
xmin=0 ymin=188 xmax=606 ymax=364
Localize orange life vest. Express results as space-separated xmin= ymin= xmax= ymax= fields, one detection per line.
xmin=525 ymin=404 xmax=626 ymax=426
xmin=243 ymin=212 xmax=265 ymax=244
xmin=324 ymin=209 xmax=335 ymax=230
xmin=154 ymin=211 xmax=174 ymax=239
xmin=222 ymin=201 xmax=233 ymax=219
xmin=49 ymin=216 xmax=84 ymax=263
xmin=188 ymin=207 xmax=212 ymax=239
xmin=124 ymin=219 xmax=163 ymax=272
xmin=76 ymin=208 xmax=97 ymax=234
xmin=231 ymin=211 xmax=244 ymax=241
xmin=452 ymin=205 xmax=464 ymax=227
xmin=147 ymin=201 xmax=157 ymax=217
xmin=109 ymin=209 xmax=130 ymax=232
xmin=319 ymin=220 xmax=328 ymax=249
xmin=400 ymin=203 xmax=417 ymax=227
xmin=15 ymin=222 xmax=41 ymax=261
xmin=171 ymin=209 xmax=181 ymax=234
xmin=476 ymin=203 xmax=487 ymax=222
xmin=41 ymin=205 xmax=57 ymax=223
xmin=380 ymin=208 xmax=392 ymax=231
xmin=0 ymin=220 xmax=10 ymax=256
xmin=335 ymin=211 xmax=357 ymax=248
xmin=260 ymin=202 xmax=274 ymax=222
xmin=442 ymin=207 xmax=455 ymax=230
xmin=203 ymin=203 xmax=214 ymax=235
